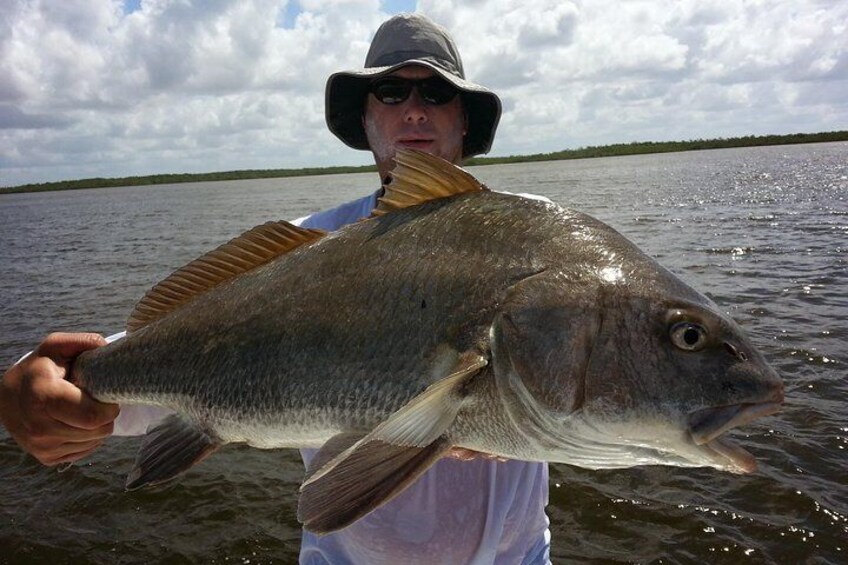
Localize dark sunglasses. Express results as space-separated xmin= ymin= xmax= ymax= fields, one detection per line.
xmin=368 ymin=76 xmax=459 ymax=106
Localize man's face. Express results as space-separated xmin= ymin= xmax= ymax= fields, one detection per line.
xmin=363 ymin=65 xmax=467 ymax=177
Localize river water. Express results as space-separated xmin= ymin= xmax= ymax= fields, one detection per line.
xmin=0 ymin=143 xmax=845 ymax=563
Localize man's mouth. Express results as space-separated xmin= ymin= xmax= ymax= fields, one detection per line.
xmin=397 ymin=138 xmax=434 ymax=149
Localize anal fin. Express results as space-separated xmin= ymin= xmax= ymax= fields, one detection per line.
xmin=126 ymin=414 xmax=221 ymax=490
xmin=297 ymin=436 xmax=451 ymax=535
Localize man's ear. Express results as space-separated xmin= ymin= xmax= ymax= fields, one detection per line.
xmin=463 ymin=110 xmax=468 ymax=136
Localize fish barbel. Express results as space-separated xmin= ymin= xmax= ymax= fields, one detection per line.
xmin=72 ymin=150 xmax=783 ymax=533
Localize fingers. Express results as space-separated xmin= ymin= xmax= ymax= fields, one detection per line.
xmin=447 ymin=448 xmax=509 ymax=463
xmin=45 ymin=378 xmax=120 ymax=430
xmin=9 ymin=375 xmax=117 ymax=466
xmin=38 ymin=439 xmax=108 ymax=467
xmin=18 ymin=419 xmax=113 ymax=466
xmin=0 ymin=332 xmax=118 ymax=467
xmin=448 ymin=448 xmax=479 ymax=461
xmin=35 ymin=332 xmax=107 ymax=364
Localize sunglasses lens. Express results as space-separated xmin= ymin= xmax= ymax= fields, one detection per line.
xmin=418 ymin=78 xmax=457 ymax=105
xmin=370 ymin=78 xmax=412 ymax=105
xmin=369 ymin=77 xmax=458 ymax=106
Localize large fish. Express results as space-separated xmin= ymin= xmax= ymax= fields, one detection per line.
xmin=72 ymin=150 xmax=783 ymax=534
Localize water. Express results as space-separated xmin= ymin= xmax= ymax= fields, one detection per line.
xmin=1 ymin=143 xmax=845 ymax=563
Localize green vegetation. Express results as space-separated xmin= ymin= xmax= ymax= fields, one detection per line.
xmin=3 ymin=130 xmax=846 ymax=194
xmin=0 ymin=164 xmax=378 ymax=194
xmin=466 ymin=130 xmax=848 ymax=166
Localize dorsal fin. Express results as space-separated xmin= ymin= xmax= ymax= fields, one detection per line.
xmin=371 ymin=149 xmax=487 ymax=216
xmin=126 ymin=221 xmax=326 ymax=333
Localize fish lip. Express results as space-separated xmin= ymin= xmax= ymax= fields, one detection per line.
xmin=703 ymin=436 xmax=758 ymax=474
xmin=687 ymin=401 xmax=783 ymax=473
xmin=688 ymin=401 xmax=783 ymax=445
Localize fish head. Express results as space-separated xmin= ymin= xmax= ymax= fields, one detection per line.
xmin=492 ymin=271 xmax=783 ymax=474
xmin=576 ymin=292 xmax=784 ymax=473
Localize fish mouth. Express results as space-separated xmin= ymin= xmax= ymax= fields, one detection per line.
xmin=687 ymin=401 xmax=783 ymax=473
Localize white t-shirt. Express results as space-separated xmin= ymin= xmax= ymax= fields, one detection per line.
xmin=114 ymin=190 xmax=552 ymax=564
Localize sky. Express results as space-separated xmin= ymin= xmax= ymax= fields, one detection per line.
xmin=1 ymin=0 xmax=846 ymax=187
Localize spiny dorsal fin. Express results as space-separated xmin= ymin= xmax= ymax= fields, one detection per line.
xmin=126 ymin=221 xmax=326 ymax=333
xmin=371 ymin=149 xmax=487 ymax=216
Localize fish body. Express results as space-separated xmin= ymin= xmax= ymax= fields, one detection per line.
xmin=73 ymin=151 xmax=783 ymax=533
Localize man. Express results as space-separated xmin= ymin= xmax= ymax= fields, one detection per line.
xmin=0 ymin=14 xmax=551 ymax=564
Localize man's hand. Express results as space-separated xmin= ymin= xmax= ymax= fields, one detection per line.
xmin=448 ymin=448 xmax=508 ymax=463
xmin=0 ymin=332 xmax=120 ymax=466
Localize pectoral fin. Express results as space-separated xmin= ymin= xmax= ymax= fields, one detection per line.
xmin=304 ymin=432 xmax=366 ymax=484
xmin=297 ymin=351 xmax=487 ymax=534
xmin=367 ymin=351 xmax=486 ymax=446
xmin=303 ymin=351 xmax=486 ymax=487
xmin=298 ymin=436 xmax=452 ymax=534
xmin=126 ymin=414 xmax=221 ymax=490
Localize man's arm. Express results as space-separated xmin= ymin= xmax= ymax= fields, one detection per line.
xmin=0 ymin=332 xmax=120 ymax=465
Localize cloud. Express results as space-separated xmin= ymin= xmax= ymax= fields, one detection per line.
xmin=424 ymin=0 xmax=848 ymax=154
xmin=0 ymin=0 xmax=846 ymax=186
xmin=0 ymin=104 xmax=74 ymax=129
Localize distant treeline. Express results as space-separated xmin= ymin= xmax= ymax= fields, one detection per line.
xmin=3 ymin=130 xmax=846 ymax=194
xmin=0 ymin=164 xmax=378 ymax=194
xmin=465 ymin=130 xmax=848 ymax=165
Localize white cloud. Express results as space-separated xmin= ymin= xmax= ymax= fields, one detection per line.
xmin=425 ymin=0 xmax=848 ymax=154
xmin=0 ymin=0 xmax=846 ymax=186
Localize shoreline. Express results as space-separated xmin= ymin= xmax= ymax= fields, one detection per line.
xmin=3 ymin=130 xmax=846 ymax=194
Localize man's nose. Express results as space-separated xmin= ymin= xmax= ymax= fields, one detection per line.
xmin=403 ymin=90 xmax=429 ymax=123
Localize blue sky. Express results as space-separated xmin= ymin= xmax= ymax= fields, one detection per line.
xmin=278 ymin=1 xmax=417 ymax=28
xmin=1 ymin=0 xmax=846 ymax=186
xmin=278 ymin=1 xmax=415 ymax=28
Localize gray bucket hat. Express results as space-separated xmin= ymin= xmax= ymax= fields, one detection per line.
xmin=325 ymin=13 xmax=502 ymax=158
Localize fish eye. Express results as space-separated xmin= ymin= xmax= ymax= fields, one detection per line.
xmin=670 ymin=322 xmax=707 ymax=351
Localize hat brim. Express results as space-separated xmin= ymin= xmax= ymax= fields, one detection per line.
xmin=325 ymin=60 xmax=501 ymax=159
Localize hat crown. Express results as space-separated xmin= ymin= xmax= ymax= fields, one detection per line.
xmin=365 ymin=13 xmax=465 ymax=79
